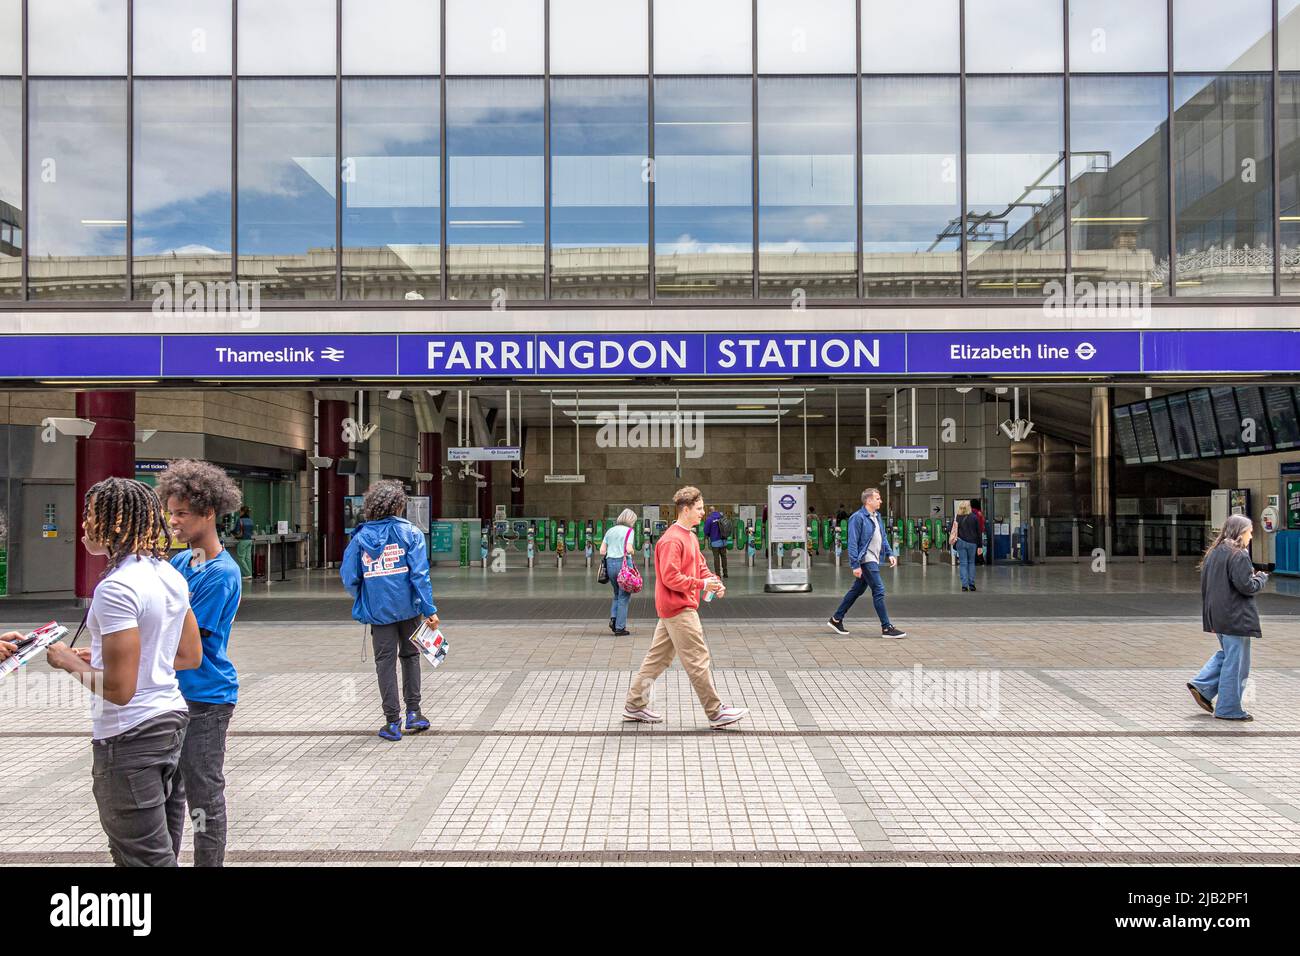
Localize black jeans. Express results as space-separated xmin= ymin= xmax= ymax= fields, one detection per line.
xmin=166 ymin=701 xmax=235 ymax=867
xmin=710 ymin=545 xmax=728 ymax=577
xmin=91 ymin=710 xmax=189 ymax=867
xmin=372 ymin=616 xmax=423 ymax=722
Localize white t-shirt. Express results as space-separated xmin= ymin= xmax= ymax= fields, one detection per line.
xmin=89 ymin=556 xmax=191 ymax=740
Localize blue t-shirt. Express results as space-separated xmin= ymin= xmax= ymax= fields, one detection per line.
xmin=171 ymin=548 xmax=242 ymax=704
xmin=603 ymin=525 xmax=634 ymax=559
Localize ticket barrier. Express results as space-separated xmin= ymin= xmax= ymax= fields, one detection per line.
xmin=555 ymin=519 xmax=568 ymax=568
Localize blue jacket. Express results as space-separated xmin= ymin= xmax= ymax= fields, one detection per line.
xmin=702 ymin=510 xmax=724 ymax=546
xmin=340 ymin=516 xmax=437 ymax=625
xmin=847 ymin=507 xmax=893 ymax=566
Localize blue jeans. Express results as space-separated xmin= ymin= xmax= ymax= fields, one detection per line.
xmin=833 ymin=561 xmax=891 ymax=627
xmin=955 ymin=539 xmax=977 ymax=588
xmin=607 ymin=557 xmax=632 ymax=630
xmin=1190 ymin=633 xmax=1252 ymax=719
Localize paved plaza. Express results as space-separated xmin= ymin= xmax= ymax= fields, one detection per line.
xmin=3 ymin=598 xmax=1299 ymax=865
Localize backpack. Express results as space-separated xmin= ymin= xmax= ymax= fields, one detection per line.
xmin=717 ymin=514 xmax=735 ymax=540
xmin=617 ymin=528 xmax=643 ymax=593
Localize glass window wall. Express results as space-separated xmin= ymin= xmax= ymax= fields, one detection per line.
xmin=1174 ymin=74 xmax=1273 ymax=295
xmin=1069 ymin=0 xmax=1167 ymax=73
xmin=550 ymin=0 xmax=648 ymax=75
xmin=759 ymin=76 xmax=856 ymax=298
xmin=0 ymin=79 xmax=19 ymax=298
xmin=1069 ymin=75 xmax=1169 ymax=294
xmin=28 ymin=79 xmax=128 ymax=300
xmin=237 ymin=79 xmax=336 ymax=299
xmin=861 ymin=76 xmax=961 ymax=297
xmin=654 ymin=76 xmax=752 ymax=298
xmin=861 ymin=0 xmax=959 ymax=73
xmin=342 ymin=78 xmax=440 ymax=300
xmin=550 ymin=77 xmax=649 ymax=299
xmin=965 ymin=75 xmax=1065 ymax=296
xmin=133 ymin=78 xmax=233 ymax=299
xmin=446 ymin=78 xmax=544 ymax=300
xmin=134 ymin=0 xmax=233 ymax=76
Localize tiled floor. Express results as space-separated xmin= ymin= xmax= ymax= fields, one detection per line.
xmin=3 ymin=615 xmax=1300 ymax=865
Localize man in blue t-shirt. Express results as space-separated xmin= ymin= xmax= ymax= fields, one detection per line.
xmin=156 ymin=460 xmax=244 ymax=867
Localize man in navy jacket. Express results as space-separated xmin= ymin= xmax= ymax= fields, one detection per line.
xmin=341 ymin=480 xmax=439 ymax=740
xmin=827 ymin=488 xmax=906 ymax=639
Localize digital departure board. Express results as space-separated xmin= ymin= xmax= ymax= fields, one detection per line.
xmin=1166 ymin=392 xmax=1200 ymax=460
xmin=1113 ymin=405 xmax=1141 ymax=464
xmin=1147 ymin=397 xmax=1179 ymax=462
xmin=1233 ymin=386 xmax=1273 ymax=454
xmin=1210 ymin=386 xmax=1245 ymax=455
xmin=1188 ymin=388 xmax=1222 ymax=457
xmin=1130 ymin=401 xmax=1161 ymax=464
xmin=1267 ymin=385 xmax=1300 ymax=449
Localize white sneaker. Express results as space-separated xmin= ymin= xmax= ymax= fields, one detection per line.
xmin=709 ymin=705 xmax=749 ymax=729
xmin=622 ymin=706 xmax=663 ymax=723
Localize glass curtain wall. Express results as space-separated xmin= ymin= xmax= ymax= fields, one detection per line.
xmin=0 ymin=78 xmax=19 ymax=299
xmin=758 ymin=76 xmax=857 ymax=298
xmin=445 ymin=78 xmax=545 ymax=300
xmin=550 ymin=76 xmax=649 ymax=299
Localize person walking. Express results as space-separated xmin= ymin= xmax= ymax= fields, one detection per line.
xmin=155 ymin=460 xmax=244 ymax=867
xmin=600 ymin=508 xmax=639 ymax=636
xmin=40 ymin=477 xmax=203 ymax=866
xmin=340 ymin=480 xmax=439 ymax=741
xmin=1188 ymin=514 xmax=1267 ymax=722
xmin=970 ymin=499 xmax=987 ymax=564
xmin=827 ymin=487 xmax=906 ymax=638
xmin=701 ymin=505 xmax=730 ymax=578
xmin=623 ymin=486 xmax=748 ymax=729
xmin=950 ymin=500 xmax=982 ymax=592
xmin=233 ymin=505 xmax=254 ymax=579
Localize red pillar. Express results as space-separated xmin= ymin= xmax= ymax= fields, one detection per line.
xmin=318 ymin=399 xmax=349 ymax=564
xmin=420 ymin=431 xmax=442 ymax=520
xmin=476 ymin=461 xmax=493 ymax=524
xmin=75 ymin=392 xmax=136 ymax=599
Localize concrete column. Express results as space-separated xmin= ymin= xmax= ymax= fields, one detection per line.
xmin=318 ymin=399 xmax=349 ymax=564
xmin=1090 ymin=386 xmax=1112 ymax=541
xmin=75 ymin=392 xmax=136 ymax=599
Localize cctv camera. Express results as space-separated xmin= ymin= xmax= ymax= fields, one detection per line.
xmin=309 ymin=455 xmax=334 ymax=468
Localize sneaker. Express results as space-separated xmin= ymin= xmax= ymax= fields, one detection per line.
xmin=1187 ymin=683 xmax=1214 ymax=714
xmin=1214 ymin=713 xmax=1254 ymax=722
xmin=622 ymin=706 xmax=663 ymax=723
xmin=377 ymin=721 xmax=402 ymax=741
xmin=961 ymin=586 xmax=969 ymax=592
xmin=609 ymin=617 xmax=616 ymax=633
xmin=969 ymin=585 xmax=977 ymax=592
xmin=404 ymin=710 xmax=430 ymax=733
xmin=827 ymin=617 xmax=849 ymax=636
xmin=880 ymin=625 xmax=907 ymax=639
xmin=709 ymin=705 xmax=749 ymax=729
xmin=613 ymin=628 xmax=631 ymax=636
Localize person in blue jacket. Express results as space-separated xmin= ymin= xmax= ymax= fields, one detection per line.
xmin=340 ymin=480 xmax=439 ymax=741
xmin=827 ymin=487 xmax=907 ymax=639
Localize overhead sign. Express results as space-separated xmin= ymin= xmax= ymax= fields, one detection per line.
xmin=448 ymin=446 xmax=521 ymax=462
xmin=906 ymin=331 xmax=1141 ymax=374
xmin=543 ymin=474 xmax=586 ymax=483
xmin=914 ymin=470 xmax=939 ymax=482
xmin=856 ymin=446 xmax=930 ymax=461
xmin=6 ymin=330 xmax=1300 ymax=379
xmin=772 ymin=473 xmax=814 ymax=482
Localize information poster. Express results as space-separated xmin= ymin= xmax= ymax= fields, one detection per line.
xmin=767 ymin=485 xmax=807 ymax=543
xmin=1288 ymin=480 xmax=1300 ymax=531
xmin=430 ymin=521 xmax=454 ymax=554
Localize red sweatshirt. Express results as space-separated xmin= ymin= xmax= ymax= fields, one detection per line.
xmin=654 ymin=522 xmax=712 ymax=618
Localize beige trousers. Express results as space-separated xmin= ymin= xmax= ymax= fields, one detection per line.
xmin=625 ymin=609 xmax=722 ymax=718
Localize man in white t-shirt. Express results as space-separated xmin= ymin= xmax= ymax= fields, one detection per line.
xmin=43 ymin=477 xmax=202 ymax=867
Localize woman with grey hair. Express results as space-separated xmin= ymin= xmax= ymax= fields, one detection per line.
xmin=1188 ymin=514 xmax=1267 ymax=722
xmin=599 ymin=508 xmax=639 ymax=636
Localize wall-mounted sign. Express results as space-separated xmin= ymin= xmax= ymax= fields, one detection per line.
xmin=914 ymin=470 xmax=939 ymax=483
xmin=772 ymin=474 xmax=814 ymax=483
xmin=856 ymin=446 xmax=930 ymax=461
xmin=544 ymin=474 xmax=586 ymax=484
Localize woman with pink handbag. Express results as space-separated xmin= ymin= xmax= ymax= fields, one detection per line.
xmin=599 ymin=509 xmax=641 ymax=636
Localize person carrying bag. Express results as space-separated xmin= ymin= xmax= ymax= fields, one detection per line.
xmin=599 ymin=509 xmax=640 ymax=636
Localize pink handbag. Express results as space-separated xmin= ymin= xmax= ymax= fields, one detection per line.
xmin=617 ymin=528 xmax=643 ymax=593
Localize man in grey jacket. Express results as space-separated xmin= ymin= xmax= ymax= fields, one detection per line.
xmin=1188 ymin=515 xmax=1266 ymax=721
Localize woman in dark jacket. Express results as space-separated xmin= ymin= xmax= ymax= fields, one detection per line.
xmin=950 ymin=500 xmax=982 ymax=592
xmin=1188 ymin=514 xmax=1267 ymax=721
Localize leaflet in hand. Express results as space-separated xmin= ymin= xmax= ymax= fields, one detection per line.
xmin=0 ymin=622 xmax=68 ymax=680
xmin=408 ymin=622 xmax=449 ymax=669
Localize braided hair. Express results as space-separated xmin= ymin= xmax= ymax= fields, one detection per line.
xmin=83 ymin=477 xmax=170 ymax=577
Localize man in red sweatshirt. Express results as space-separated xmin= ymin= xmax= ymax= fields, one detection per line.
xmin=623 ymin=486 xmax=749 ymax=729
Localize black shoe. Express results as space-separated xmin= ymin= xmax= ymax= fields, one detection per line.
xmin=613 ymin=628 xmax=631 ymax=637
xmin=1214 ymin=713 xmax=1254 ymax=722
xmin=1187 ymin=682 xmax=1214 ymax=714
xmin=880 ymin=625 xmax=907 ymax=639
xmin=827 ymin=617 xmax=849 ymax=636
xmin=609 ymin=617 xmax=616 ymax=633
xmin=969 ymin=585 xmax=977 ymax=592
xmin=961 ymin=586 xmax=969 ymax=592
